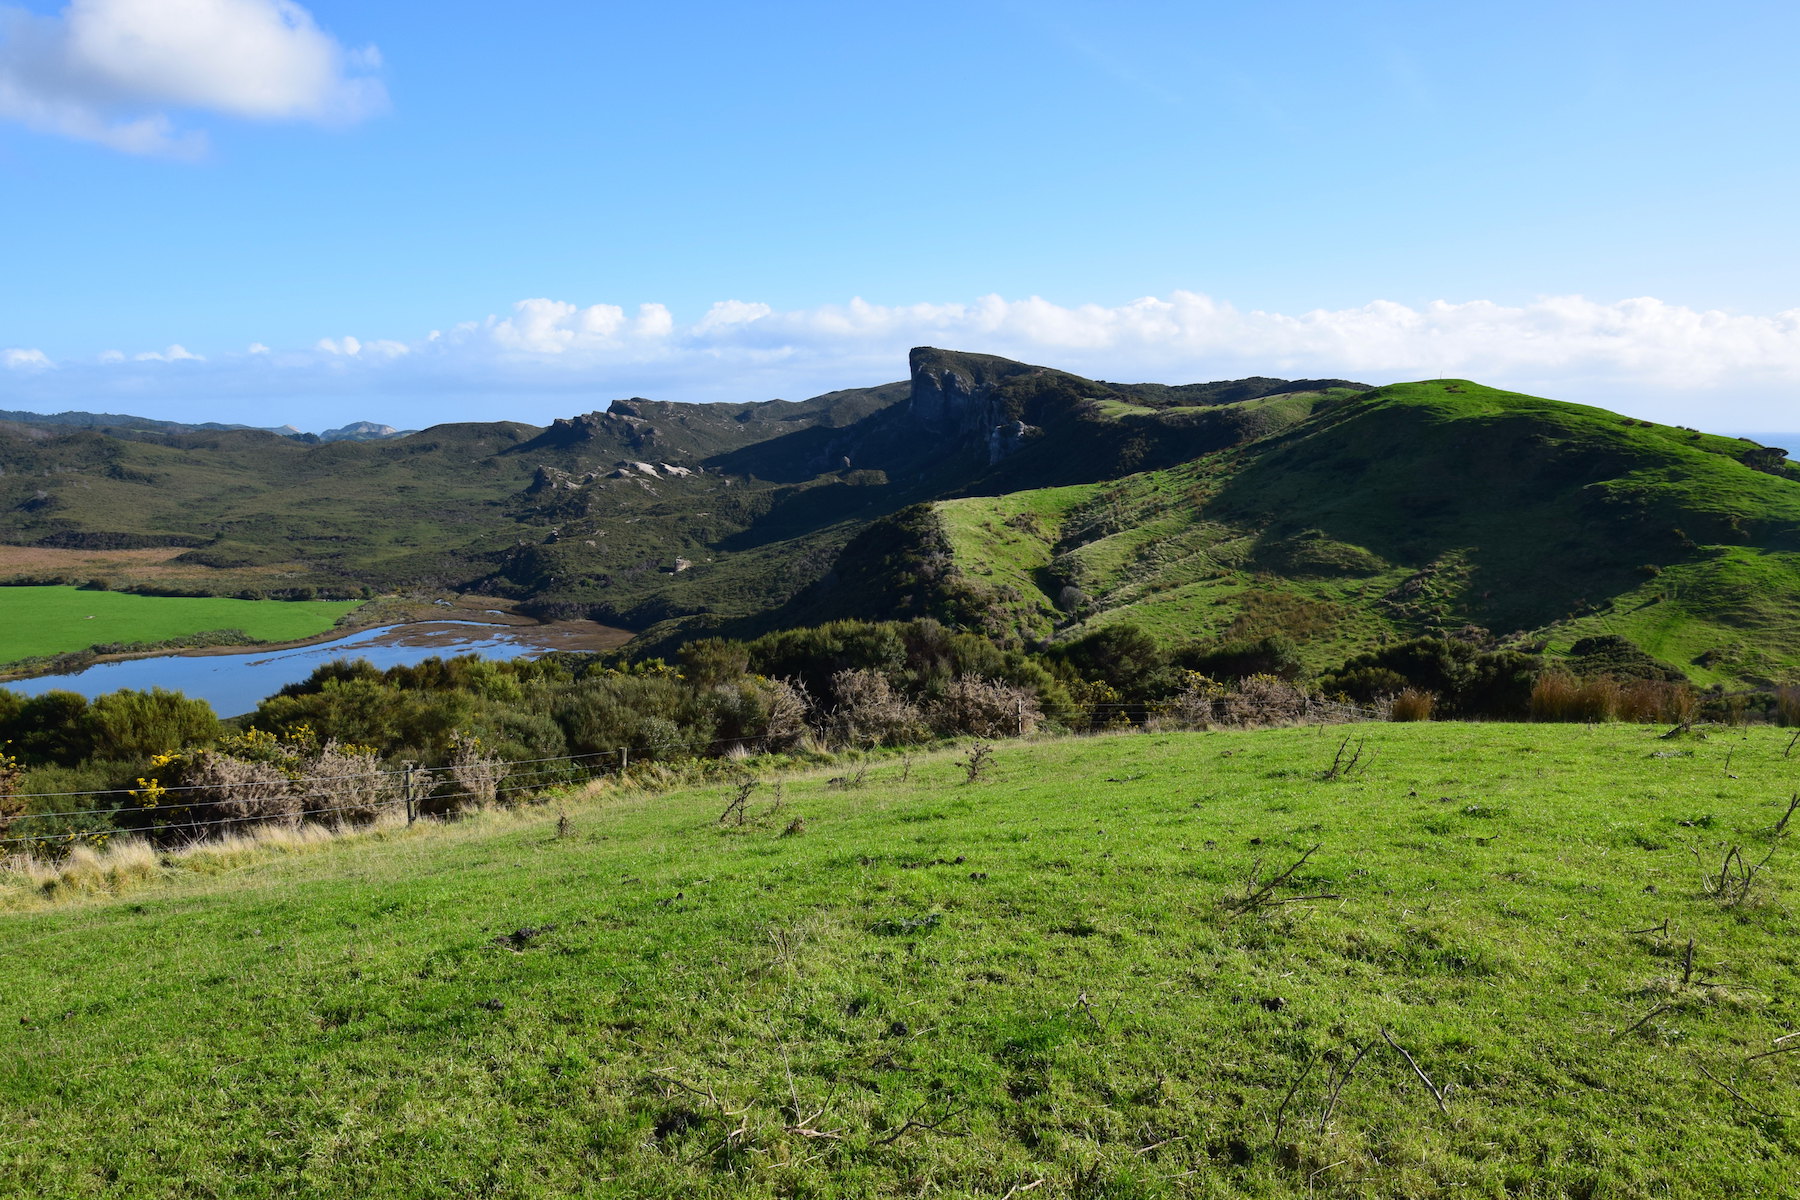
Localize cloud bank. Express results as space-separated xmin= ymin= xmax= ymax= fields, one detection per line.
xmin=7 ymin=291 xmax=1800 ymax=431
xmin=0 ymin=0 xmax=384 ymax=156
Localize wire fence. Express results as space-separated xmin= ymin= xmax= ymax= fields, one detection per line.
xmin=1 ymin=697 xmax=1387 ymax=855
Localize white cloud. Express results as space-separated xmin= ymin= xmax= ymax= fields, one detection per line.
xmin=13 ymin=291 xmax=1800 ymax=430
xmin=133 ymin=343 xmax=202 ymax=361
xmin=316 ymin=334 xmax=405 ymax=358
xmin=3 ymin=346 xmax=52 ymax=368
xmin=0 ymin=0 xmax=384 ymax=156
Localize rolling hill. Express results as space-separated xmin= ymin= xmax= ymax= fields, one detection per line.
xmin=3 ymin=349 xmax=1798 ymax=684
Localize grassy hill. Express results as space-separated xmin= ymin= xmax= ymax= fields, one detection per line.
xmin=910 ymin=379 xmax=1800 ymax=682
xmin=4 ymin=723 xmax=1799 ymax=1197
xmin=5 ymin=351 xmax=1800 ymax=685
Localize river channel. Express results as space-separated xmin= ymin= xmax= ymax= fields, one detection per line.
xmin=3 ymin=618 xmax=633 ymax=716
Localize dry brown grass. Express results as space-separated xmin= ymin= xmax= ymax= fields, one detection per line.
xmin=0 ymin=545 xmax=189 ymax=576
xmin=1389 ymin=688 xmax=1436 ymax=722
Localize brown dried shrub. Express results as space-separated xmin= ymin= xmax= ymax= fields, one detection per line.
xmin=929 ymin=677 xmax=1042 ymax=739
xmin=302 ymin=740 xmax=396 ymax=827
xmin=829 ymin=669 xmax=926 ymax=748
xmin=183 ymin=751 xmax=298 ymax=833
xmin=1215 ymin=674 xmax=1311 ymax=727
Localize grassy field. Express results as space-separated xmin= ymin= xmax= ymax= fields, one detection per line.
xmin=0 ymin=586 xmax=362 ymax=664
xmin=4 ymin=723 xmax=1799 ymax=1197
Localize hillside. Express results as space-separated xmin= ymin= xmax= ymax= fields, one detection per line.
xmin=4 ymin=350 xmax=1800 ymax=684
xmin=802 ymin=377 xmax=1800 ymax=683
xmin=4 ymin=725 xmax=1799 ymax=1197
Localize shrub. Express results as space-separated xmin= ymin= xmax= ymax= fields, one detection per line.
xmin=180 ymin=749 xmax=299 ymax=833
xmin=302 ymin=740 xmax=395 ymax=826
xmin=1617 ymin=679 xmax=1696 ymax=724
xmin=828 ymin=669 xmax=926 ymax=748
xmin=445 ymin=733 xmax=508 ymax=812
xmin=929 ymin=676 xmax=1042 ymax=739
xmin=85 ymin=688 xmax=220 ymax=761
xmin=1776 ymin=685 xmax=1800 ymax=727
xmin=1390 ymin=688 xmax=1436 ymax=722
xmin=1152 ymin=672 xmax=1226 ymax=731
xmin=1531 ymin=673 xmax=1621 ymax=723
xmin=1216 ymin=674 xmax=1310 ymax=727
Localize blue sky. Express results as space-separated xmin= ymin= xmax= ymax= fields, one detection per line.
xmin=3 ymin=0 xmax=1799 ymax=431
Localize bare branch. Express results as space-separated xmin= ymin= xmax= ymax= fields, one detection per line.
xmin=1381 ymin=1028 xmax=1448 ymax=1114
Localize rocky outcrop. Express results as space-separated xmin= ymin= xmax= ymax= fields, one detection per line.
xmin=906 ymin=347 xmax=1043 ymax=463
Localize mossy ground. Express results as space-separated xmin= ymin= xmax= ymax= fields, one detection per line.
xmin=4 ymin=723 xmax=1798 ymax=1197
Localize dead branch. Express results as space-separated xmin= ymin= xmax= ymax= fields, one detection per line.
xmin=1271 ymin=1053 xmax=1317 ymax=1148
xmin=1381 ymin=1028 xmax=1448 ymax=1114
xmin=718 ymin=778 xmax=755 ymax=826
xmin=1772 ymin=793 xmax=1800 ymax=835
xmin=1745 ymin=1043 xmax=1800 ymax=1064
xmin=1623 ymin=918 xmax=1670 ymax=938
xmin=1693 ymin=1057 xmax=1783 ymax=1118
xmin=1074 ymin=990 xmax=1106 ymax=1031
xmin=1321 ymin=737 xmax=1371 ymax=781
xmin=1317 ymin=1040 xmax=1375 ymax=1132
xmin=873 ymin=1103 xmax=965 ymax=1147
xmin=1226 ymin=843 xmax=1323 ymax=914
xmin=1617 ymin=1002 xmax=1676 ymax=1039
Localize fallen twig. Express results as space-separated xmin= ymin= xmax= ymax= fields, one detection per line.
xmin=1745 ymin=1043 xmax=1800 ymax=1064
xmin=1317 ymin=1040 xmax=1375 ymax=1132
xmin=1617 ymin=1002 xmax=1676 ymax=1039
xmin=874 ymin=1103 xmax=965 ymax=1147
xmin=1227 ymin=843 xmax=1323 ymax=914
xmin=1271 ymin=1054 xmax=1318 ymax=1149
xmin=1381 ymin=1028 xmax=1448 ymax=1114
xmin=1693 ymin=1057 xmax=1782 ymax=1117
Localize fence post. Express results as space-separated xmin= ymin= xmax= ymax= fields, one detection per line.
xmin=620 ymin=746 xmax=629 ymax=776
xmin=1016 ymin=697 xmax=1026 ymax=738
xmin=404 ymin=763 xmax=416 ymax=825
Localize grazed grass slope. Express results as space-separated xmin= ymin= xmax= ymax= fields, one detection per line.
xmin=4 ymin=724 xmax=1798 ymax=1198
xmin=934 ymin=380 xmax=1800 ymax=682
xmin=0 ymin=585 xmax=361 ymax=664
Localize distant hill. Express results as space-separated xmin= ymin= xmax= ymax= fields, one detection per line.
xmin=0 ymin=409 xmax=280 ymax=436
xmin=3 ymin=351 xmax=1798 ymax=685
xmin=0 ymin=409 xmax=411 ymax=442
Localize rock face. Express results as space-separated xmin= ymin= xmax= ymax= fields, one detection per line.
xmin=319 ymin=421 xmax=406 ymax=442
xmin=545 ymin=407 xmax=660 ymax=450
xmin=906 ymin=348 xmax=1043 ymax=463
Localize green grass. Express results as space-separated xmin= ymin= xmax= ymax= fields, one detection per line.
xmin=5 ymin=723 xmax=1799 ymax=1197
xmin=0 ymin=586 xmax=362 ymax=663
xmin=926 ymin=379 xmax=1800 ymax=681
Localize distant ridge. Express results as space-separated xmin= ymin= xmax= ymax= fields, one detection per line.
xmin=0 ymin=409 xmax=412 ymax=441
xmin=5 ymin=348 xmax=1800 ymax=686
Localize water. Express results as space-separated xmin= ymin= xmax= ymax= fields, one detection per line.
xmin=2 ymin=620 xmax=626 ymax=716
